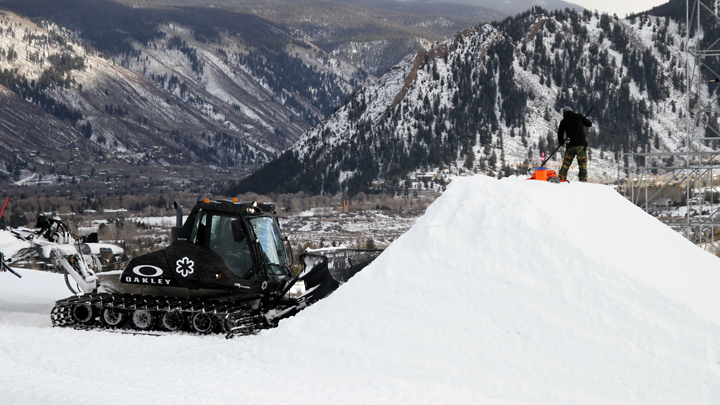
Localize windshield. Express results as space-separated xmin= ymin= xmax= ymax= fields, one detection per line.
xmin=249 ymin=217 xmax=288 ymax=272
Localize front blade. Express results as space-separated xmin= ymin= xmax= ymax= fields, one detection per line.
xmin=298 ymin=253 xmax=340 ymax=305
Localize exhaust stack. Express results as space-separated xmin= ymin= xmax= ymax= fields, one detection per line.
xmin=170 ymin=201 xmax=183 ymax=244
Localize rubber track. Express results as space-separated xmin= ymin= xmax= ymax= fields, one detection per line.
xmin=51 ymin=293 xmax=269 ymax=337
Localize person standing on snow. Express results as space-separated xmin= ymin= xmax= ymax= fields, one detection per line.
xmin=557 ymin=106 xmax=592 ymax=182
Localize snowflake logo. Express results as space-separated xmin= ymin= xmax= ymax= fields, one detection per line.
xmin=176 ymin=256 xmax=195 ymax=277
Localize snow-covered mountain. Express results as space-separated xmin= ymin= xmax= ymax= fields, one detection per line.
xmin=140 ymin=0 xmax=506 ymax=76
xmin=111 ymin=22 xmax=370 ymax=154
xmin=233 ymin=5 xmax=698 ymax=195
xmin=0 ymin=3 xmax=371 ymax=181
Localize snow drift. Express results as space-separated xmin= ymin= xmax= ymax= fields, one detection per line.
xmin=2 ymin=176 xmax=720 ymax=404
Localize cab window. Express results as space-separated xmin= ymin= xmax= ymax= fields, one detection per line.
xmin=207 ymin=214 xmax=254 ymax=278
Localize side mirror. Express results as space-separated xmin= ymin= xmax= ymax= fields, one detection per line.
xmin=284 ymin=237 xmax=294 ymax=266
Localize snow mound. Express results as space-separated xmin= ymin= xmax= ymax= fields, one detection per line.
xmin=2 ymin=176 xmax=720 ymax=404
xmin=255 ymin=175 xmax=720 ymax=404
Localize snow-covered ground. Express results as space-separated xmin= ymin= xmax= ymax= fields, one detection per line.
xmin=2 ymin=175 xmax=720 ymax=404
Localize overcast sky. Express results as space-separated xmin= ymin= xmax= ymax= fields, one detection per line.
xmin=570 ymin=0 xmax=669 ymax=17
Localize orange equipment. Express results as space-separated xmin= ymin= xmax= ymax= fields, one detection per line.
xmin=528 ymin=167 xmax=560 ymax=182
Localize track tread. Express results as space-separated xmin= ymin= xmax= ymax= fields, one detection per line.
xmin=51 ymin=293 xmax=268 ymax=337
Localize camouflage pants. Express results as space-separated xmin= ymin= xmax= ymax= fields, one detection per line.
xmin=559 ymin=146 xmax=587 ymax=182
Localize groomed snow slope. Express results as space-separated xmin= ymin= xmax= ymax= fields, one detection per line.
xmin=3 ymin=176 xmax=720 ymax=404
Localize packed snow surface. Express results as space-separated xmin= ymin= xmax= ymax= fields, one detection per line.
xmin=2 ymin=176 xmax=720 ymax=404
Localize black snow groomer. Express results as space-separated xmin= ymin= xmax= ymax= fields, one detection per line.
xmin=51 ymin=199 xmax=347 ymax=337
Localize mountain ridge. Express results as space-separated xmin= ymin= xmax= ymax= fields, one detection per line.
xmin=0 ymin=2 xmax=372 ymax=186
xmin=141 ymin=0 xmax=506 ymax=75
xmin=231 ymin=5 xmax=697 ymax=195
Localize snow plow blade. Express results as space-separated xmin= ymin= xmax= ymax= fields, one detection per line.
xmin=295 ymin=248 xmax=382 ymax=303
xmin=297 ymin=253 xmax=340 ymax=305
xmin=261 ymin=249 xmax=381 ymax=332
xmin=259 ymin=253 xmax=340 ymax=329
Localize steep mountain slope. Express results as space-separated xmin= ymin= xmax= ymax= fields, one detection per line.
xmin=150 ymin=0 xmax=582 ymax=77
xmin=234 ymin=0 xmax=499 ymax=76
xmin=0 ymin=11 xmax=278 ymax=172
xmin=113 ymin=24 xmax=360 ymax=143
xmin=146 ymin=0 xmax=505 ymax=75
xmin=233 ymin=6 xmax=694 ymax=195
xmin=0 ymin=1 xmax=372 ymax=181
xmin=0 ymin=85 xmax=99 ymax=176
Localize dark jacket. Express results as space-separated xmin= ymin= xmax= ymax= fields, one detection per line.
xmin=557 ymin=111 xmax=592 ymax=147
